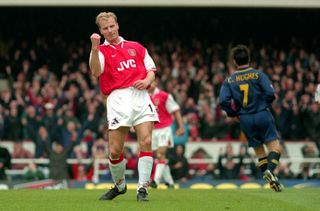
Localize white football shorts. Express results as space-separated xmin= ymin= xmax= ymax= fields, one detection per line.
xmin=152 ymin=126 xmax=174 ymax=150
xmin=106 ymin=87 xmax=159 ymax=130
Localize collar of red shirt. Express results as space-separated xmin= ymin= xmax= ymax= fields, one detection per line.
xmin=103 ymin=36 xmax=125 ymax=46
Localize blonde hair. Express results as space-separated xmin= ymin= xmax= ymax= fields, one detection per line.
xmin=95 ymin=12 xmax=118 ymax=28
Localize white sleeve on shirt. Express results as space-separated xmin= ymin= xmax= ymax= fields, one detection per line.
xmin=144 ymin=50 xmax=156 ymax=71
xmin=166 ymin=94 xmax=180 ymax=113
xmin=89 ymin=51 xmax=105 ymax=73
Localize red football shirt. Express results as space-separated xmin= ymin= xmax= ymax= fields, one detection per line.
xmin=150 ymin=88 xmax=180 ymax=129
xmin=97 ymin=37 xmax=157 ymax=96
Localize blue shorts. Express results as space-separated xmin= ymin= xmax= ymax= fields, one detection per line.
xmin=240 ymin=110 xmax=279 ymax=148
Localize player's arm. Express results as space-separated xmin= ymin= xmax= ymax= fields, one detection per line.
xmin=89 ymin=33 xmax=104 ymax=77
xmin=259 ymin=72 xmax=275 ymax=104
xmin=173 ymin=110 xmax=184 ymax=136
xmin=145 ymin=70 xmax=156 ymax=87
xmin=219 ymin=80 xmax=237 ymax=117
xmin=133 ymin=49 xmax=156 ymax=90
xmin=166 ymin=94 xmax=184 ymax=136
xmin=134 ymin=70 xmax=155 ymax=90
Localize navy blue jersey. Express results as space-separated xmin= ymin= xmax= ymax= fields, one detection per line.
xmin=219 ymin=66 xmax=275 ymax=117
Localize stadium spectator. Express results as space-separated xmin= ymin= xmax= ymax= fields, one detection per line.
xmin=69 ymin=144 xmax=91 ymax=181
xmin=187 ymin=113 xmax=200 ymax=141
xmin=182 ymin=98 xmax=198 ymax=116
xmin=89 ymin=11 xmax=159 ymax=202
xmin=81 ymin=103 xmax=102 ymax=136
xmin=73 ymin=164 xmax=90 ymax=181
xmin=24 ymin=162 xmax=45 ymax=181
xmin=42 ymin=139 xmax=77 ymax=180
xmin=274 ymin=162 xmax=295 ymax=179
xmin=217 ymin=146 xmax=243 ymax=179
xmin=296 ymin=163 xmax=313 ymax=180
xmin=4 ymin=102 xmax=23 ymax=141
xmin=204 ymin=163 xmax=219 ymax=180
xmin=90 ymin=138 xmax=109 ymax=182
xmin=35 ymin=126 xmax=51 ymax=158
xmin=168 ymin=145 xmax=189 ymax=183
xmin=189 ymin=148 xmax=212 ymax=178
xmin=41 ymin=102 xmax=60 ymax=142
xmin=199 ymin=110 xmax=219 ymax=140
xmin=61 ymin=108 xmax=81 ymax=131
xmin=289 ymin=104 xmax=306 ymax=140
xmin=79 ymin=129 xmax=95 ymax=158
xmin=0 ymin=145 xmax=11 ymax=180
xmin=301 ymin=142 xmax=318 ymax=158
xmin=11 ymin=141 xmax=33 ymax=170
xmin=301 ymin=101 xmax=320 ymax=149
xmin=21 ymin=105 xmax=40 ymax=142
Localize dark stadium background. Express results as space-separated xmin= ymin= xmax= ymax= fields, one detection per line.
xmin=1 ymin=7 xmax=319 ymax=79
xmin=1 ymin=7 xmax=319 ymax=46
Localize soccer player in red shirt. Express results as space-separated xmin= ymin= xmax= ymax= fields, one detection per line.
xmin=149 ymin=77 xmax=184 ymax=188
xmin=89 ymin=11 xmax=159 ymax=202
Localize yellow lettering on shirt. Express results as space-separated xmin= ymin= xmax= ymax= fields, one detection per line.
xmin=235 ymin=73 xmax=259 ymax=82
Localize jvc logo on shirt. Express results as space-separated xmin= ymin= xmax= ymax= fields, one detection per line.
xmin=117 ymin=59 xmax=136 ymax=71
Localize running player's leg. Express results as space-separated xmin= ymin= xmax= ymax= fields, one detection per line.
xmin=253 ymin=145 xmax=268 ymax=173
xmin=263 ymin=139 xmax=283 ymax=192
xmin=265 ymin=139 xmax=282 ymax=173
xmin=152 ymin=127 xmax=175 ymax=188
xmin=162 ymin=163 xmax=174 ymax=188
xmin=240 ymin=113 xmax=281 ymax=192
xmin=253 ymin=141 xmax=282 ymax=192
xmin=154 ymin=146 xmax=174 ymax=187
xmin=153 ymin=146 xmax=166 ymax=186
xmin=257 ymin=110 xmax=282 ymax=174
xmin=259 ymin=110 xmax=283 ymax=191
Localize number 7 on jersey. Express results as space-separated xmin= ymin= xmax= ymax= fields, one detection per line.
xmin=239 ymin=84 xmax=249 ymax=107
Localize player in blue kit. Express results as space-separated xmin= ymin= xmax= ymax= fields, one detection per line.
xmin=219 ymin=44 xmax=283 ymax=192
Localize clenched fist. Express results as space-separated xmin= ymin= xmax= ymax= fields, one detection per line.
xmin=90 ymin=33 xmax=101 ymax=51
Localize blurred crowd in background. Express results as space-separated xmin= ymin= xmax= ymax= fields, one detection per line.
xmin=0 ymin=7 xmax=319 ymax=182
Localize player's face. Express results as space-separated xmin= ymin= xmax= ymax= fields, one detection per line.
xmin=99 ymin=17 xmax=119 ymax=43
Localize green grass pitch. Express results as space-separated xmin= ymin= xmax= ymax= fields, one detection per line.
xmin=0 ymin=188 xmax=319 ymax=211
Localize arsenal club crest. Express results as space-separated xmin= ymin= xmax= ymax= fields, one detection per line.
xmin=154 ymin=98 xmax=160 ymax=106
xmin=128 ymin=49 xmax=136 ymax=56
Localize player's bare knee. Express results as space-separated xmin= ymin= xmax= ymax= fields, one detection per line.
xmin=140 ymin=136 xmax=152 ymax=149
xmin=267 ymin=140 xmax=282 ymax=154
xmin=273 ymin=145 xmax=282 ymax=154
xmin=157 ymin=152 xmax=166 ymax=160
xmin=109 ymin=148 xmax=122 ymax=159
xmin=157 ymin=147 xmax=167 ymax=159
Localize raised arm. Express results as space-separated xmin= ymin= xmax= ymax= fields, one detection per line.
xmin=89 ymin=33 xmax=103 ymax=78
